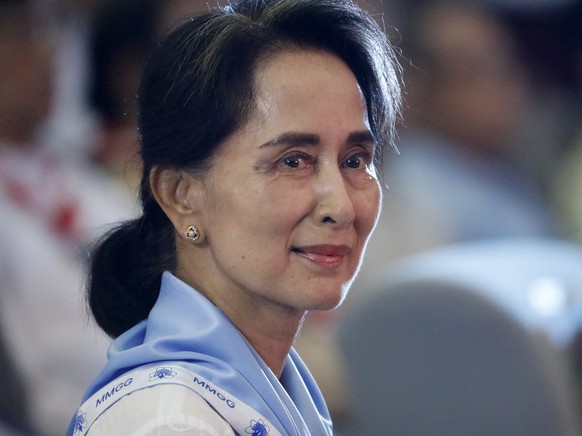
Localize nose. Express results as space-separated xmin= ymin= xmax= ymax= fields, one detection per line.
xmin=314 ymin=166 xmax=355 ymax=227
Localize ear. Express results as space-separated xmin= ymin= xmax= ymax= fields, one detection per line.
xmin=149 ymin=166 xmax=203 ymax=234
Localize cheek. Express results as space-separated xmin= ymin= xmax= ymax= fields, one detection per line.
xmin=243 ymin=177 xmax=311 ymax=219
xmin=355 ymin=183 xmax=381 ymax=238
xmin=209 ymin=182 xmax=307 ymax=245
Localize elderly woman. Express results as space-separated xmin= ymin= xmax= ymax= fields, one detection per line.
xmin=68 ymin=0 xmax=401 ymax=434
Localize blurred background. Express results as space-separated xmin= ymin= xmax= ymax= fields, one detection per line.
xmin=0 ymin=0 xmax=581 ymax=434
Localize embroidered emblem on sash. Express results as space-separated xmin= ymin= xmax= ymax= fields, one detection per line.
xmin=74 ymin=411 xmax=87 ymax=433
xmin=246 ymin=419 xmax=270 ymax=435
xmin=149 ymin=367 xmax=177 ymax=381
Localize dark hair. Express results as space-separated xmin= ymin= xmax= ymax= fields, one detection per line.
xmin=89 ymin=0 xmax=402 ymax=338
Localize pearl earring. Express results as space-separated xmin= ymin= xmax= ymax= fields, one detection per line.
xmin=185 ymin=225 xmax=201 ymax=242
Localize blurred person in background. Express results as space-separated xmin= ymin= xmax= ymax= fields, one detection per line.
xmin=0 ymin=0 xmax=135 ymax=433
xmin=359 ymin=0 xmax=562 ymax=277
xmin=85 ymin=0 xmax=209 ymax=190
xmin=39 ymin=0 xmax=209 ymax=164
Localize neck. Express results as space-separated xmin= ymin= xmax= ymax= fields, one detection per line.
xmin=211 ymin=291 xmax=305 ymax=377
xmin=233 ymin=308 xmax=305 ymax=378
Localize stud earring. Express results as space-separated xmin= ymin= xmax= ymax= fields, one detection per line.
xmin=185 ymin=225 xmax=201 ymax=242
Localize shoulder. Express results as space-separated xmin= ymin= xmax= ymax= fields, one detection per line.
xmin=89 ymin=384 xmax=235 ymax=435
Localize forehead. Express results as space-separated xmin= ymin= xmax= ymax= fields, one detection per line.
xmin=255 ymin=49 xmax=359 ymax=95
xmin=250 ymin=49 xmax=367 ymax=126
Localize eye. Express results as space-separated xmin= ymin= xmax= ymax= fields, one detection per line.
xmin=342 ymin=150 xmax=372 ymax=170
xmin=280 ymin=152 xmax=315 ymax=170
xmin=344 ymin=155 xmax=364 ymax=169
xmin=283 ymin=156 xmax=301 ymax=168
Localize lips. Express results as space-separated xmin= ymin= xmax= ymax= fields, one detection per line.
xmin=291 ymin=244 xmax=350 ymax=267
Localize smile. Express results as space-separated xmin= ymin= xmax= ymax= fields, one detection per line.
xmin=291 ymin=245 xmax=350 ymax=268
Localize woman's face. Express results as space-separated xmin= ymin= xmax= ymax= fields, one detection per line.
xmin=187 ymin=50 xmax=381 ymax=317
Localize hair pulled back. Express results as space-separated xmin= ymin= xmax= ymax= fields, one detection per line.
xmin=89 ymin=0 xmax=402 ymax=338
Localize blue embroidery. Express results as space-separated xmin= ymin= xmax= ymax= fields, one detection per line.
xmin=149 ymin=367 xmax=177 ymax=381
xmin=245 ymin=419 xmax=270 ymax=435
xmin=75 ymin=411 xmax=87 ymax=433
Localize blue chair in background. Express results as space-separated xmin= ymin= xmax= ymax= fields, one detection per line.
xmin=338 ymin=238 xmax=582 ymax=435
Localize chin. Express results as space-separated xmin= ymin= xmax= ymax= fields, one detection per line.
xmin=309 ymin=284 xmax=349 ymax=311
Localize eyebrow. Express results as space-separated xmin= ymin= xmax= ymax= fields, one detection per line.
xmin=259 ymin=130 xmax=374 ymax=148
xmin=347 ymin=130 xmax=375 ymax=145
xmin=259 ymin=132 xmax=320 ymax=148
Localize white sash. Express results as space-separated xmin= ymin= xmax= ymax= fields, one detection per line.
xmin=72 ymin=364 xmax=282 ymax=436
